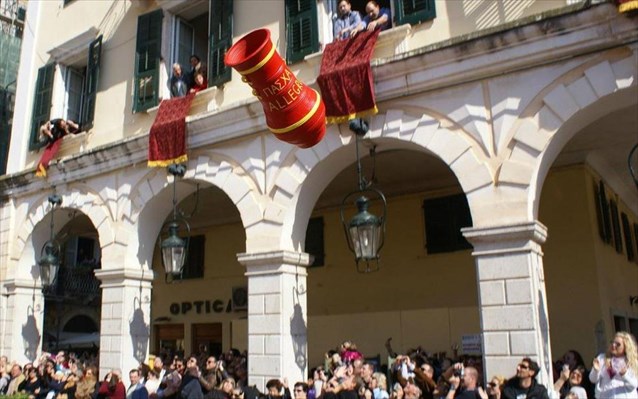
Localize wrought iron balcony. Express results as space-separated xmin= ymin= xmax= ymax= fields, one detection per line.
xmin=43 ymin=265 xmax=101 ymax=304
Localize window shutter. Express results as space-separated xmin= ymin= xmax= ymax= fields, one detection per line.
xmin=82 ymin=35 xmax=102 ymax=130
xmin=208 ymin=0 xmax=233 ymax=87
xmin=423 ymin=194 xmax=472 ymax=254
xmin=29 ymin=63 xmax=55 ymax=150
xmin=395 ymin=0 xmax=436 ymax=26
xmin=285 ymin=0 xmax=318 ymax=64
xmin=133 ymin=9 xmax=163 ymax=113
xmin=305 ymin=217 xmax=325 ymax=267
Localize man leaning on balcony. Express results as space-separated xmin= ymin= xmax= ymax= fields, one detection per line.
xmin=333 ymin=0 xmax=364 ymax=41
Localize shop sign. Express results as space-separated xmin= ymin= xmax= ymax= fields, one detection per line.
xmin=169 ymin=299 xmax=233 ymax=315
xmin=461 ymin=334 xmax=482 ymax=354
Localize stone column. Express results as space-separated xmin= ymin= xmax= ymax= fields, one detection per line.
xmin=463 ymin=221 xmax=553 ymax=387
xmin=237 ymin=250 xmax=310 ymax=390
xmin=94 ymin=268 xmax=153 ymax=384
xmin=3 ymin=278 xmax=45 ymax=363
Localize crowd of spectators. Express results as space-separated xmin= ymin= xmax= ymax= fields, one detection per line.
xmin=1 ymin=331 xmax=636 ymax=399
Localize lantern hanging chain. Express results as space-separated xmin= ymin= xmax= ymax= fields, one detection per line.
xmin=172 ymin=173 xmax=178 ymax=221
xmin=356 ymin=133 xmax=365 ymax=191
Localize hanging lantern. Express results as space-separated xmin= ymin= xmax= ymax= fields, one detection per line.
xmin=159 ymin=164 xmax=191 ymax=282
xmin=39 ymin=194 xmax=62 ymax=289
xmin=339 ymin=124 xmax=387 ymax=273
xmin=225 ymin=29 xmax=326 ymax=148
xmin=161 ymin=222 xmax=187 ymax=276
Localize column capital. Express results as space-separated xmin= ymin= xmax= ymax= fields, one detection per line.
xmin=462 ymin=221 xmax=548 ymax=256
xmin=94 ymin=267 xmax=155 ymax=288
xmin=237 ymin=250 xmax=311 ymax=276
xmin=3 ymin=278 xmax=42 ymax=293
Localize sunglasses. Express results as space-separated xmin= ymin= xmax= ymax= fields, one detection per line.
xmin=488 ymin=382 xmax=498 ymax=387
xmin=518 ymin=364 xmax=529 ymax=370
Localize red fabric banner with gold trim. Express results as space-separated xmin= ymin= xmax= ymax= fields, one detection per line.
xmin=317 ymin=30 xmax=381 ymax=124
xmin=35 ymin=138 xmax=63 ymax=177
xmin=148 ymin=93 xmax=195 ymax=167
xmin=618 ymin=0 xmax=638 ymax=13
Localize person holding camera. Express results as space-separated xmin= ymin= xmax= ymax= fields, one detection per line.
xmin=198 ymin=357 xmax=228 ymax=395
xmin=445 ymin=364 xmax=486 ymax=399
xmin=98 ymin=370 xmax=125 ymax=399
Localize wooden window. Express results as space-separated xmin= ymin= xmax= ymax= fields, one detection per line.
xmin=423 ymin=194 xmax=472 ymax=254
xmin=595 ymin=181 xmax=612 ymax=244
xmin=29 ymin=64 xmax=55 ymax=150
xmin=621 ymin=213 xmax=634 ymax=262
xmin=133 ymin=9 xmax=163 ymax=113
xmin=394 ymin=0 xmax=436 ymax=26
xmin=81 ymin=35 xmax=102 ymax=130
xmin=305 ymin=217 xmax=325 ymax=267
xmin=209 ymin=0 xmax=233 ymax=87
xmin=610 ymin=200 xmax=622 ymax=254
xmin=177 ymin=234 xmax=205 ymax=280
xmin=285 ymin=0 xmax=319 ymax=64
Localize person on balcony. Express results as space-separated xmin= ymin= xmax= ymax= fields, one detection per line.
xmin=170 ymin=64 xmax=188 ymax=98
xmin=189 ymin=72 xmax=208 ymax=94
xmin=39 ymin=119 xmax=80 ymax=145
xmin=363 ymin=1 xmax=392 ymax=32
xmin=333 ymin=0 xmax=364 ymax=41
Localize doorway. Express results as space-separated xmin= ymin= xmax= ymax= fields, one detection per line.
xmin=192 ymin=323 xmax=223 ymax=358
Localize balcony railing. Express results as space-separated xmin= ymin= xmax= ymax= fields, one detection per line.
xmin=43 ymin=266 xmax=101 ymax=303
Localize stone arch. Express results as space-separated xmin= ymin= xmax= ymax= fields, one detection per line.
xmin=125 ymin=155 xmax=262 ymax=270
xmin=505 ymin=50 xmax=637 ymax=219
xmin=13 ymin=187 xmax=115 ymax=280
xmin=265 ymin=108 xmax=493 ymax=252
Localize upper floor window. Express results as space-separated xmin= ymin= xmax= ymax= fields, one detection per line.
xmin=286 ymin=0 xmax=320 ymax=64
xmin=395 ymin=0 xmax=435 ymax=25
xmin=423 ymin=193 xmax=472 ymax=254
xmin=134 ymin=1 xmax=233 ymax=112
xmin=29 ymin=34 xmax=102 ymax=150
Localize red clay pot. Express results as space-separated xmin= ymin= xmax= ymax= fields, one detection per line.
xmin=225 ymin=29 xmax=326 ymax=148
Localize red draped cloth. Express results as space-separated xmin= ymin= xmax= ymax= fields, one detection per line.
xmin=317 ymin=30 xmax=380 ymax=124
xmin=618 ymin=0 xmax=638 ymax=12
xmin=148 ymin=93 xmax=195 ymax=167
xmin=35 ymin=138 xmax=63 ymax=177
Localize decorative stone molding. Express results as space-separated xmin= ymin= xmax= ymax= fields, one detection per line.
xmin=462 ymin=221 xmax=548 ymax=256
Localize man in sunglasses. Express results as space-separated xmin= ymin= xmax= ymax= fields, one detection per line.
xmin=502 ymin=358 xmax=549 ymax=399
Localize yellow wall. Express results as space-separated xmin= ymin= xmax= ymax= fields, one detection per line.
xmin=540 ymin=165 xmax=638 ymax=363
xmin=150 ymin=164 xmax=638 ymax=368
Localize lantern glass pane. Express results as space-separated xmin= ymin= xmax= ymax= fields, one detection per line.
xmin=349 ymin=224 xmax=380 ymax=260
xmin=162 ymin=246 xmax=185 ymax=275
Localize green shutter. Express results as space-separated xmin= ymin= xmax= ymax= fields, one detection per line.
xmin=133 ymin=9 xmax=163 ymax=113
xmin=305 ymin=217 xmax=325 ymax=267
xmin=29 ymin=63 xmax=55 ymax=150
xmin=285 ymin=0 xmax=318 ymax=64
xmin=394 ymin=0 xmax=436 ymax=26
xmin=208 ymin=0 xmax=233 ymax=87
xmin=82 ymin=35 xmax=102 ymax=130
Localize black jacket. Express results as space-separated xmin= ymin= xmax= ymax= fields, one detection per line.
xmin=502 ymin=379 xmax=549 ymax=399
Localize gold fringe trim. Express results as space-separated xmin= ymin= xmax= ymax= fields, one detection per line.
xmin=35 ymin=164 xmax=47 ymax=178
xmin=147 ymin=154 xmax=189 ymax=168
xmin=325 ymin=105 xmax=379 ymax=125
xmin=619 ymin=0 xmax=638 ymax=12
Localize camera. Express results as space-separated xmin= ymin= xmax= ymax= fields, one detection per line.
xmin=453 ymin=366 xmax=465 ymax=377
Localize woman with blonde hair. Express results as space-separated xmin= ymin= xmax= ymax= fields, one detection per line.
xmin=486 ymin=375 xmax=505 ymax=399
xmin=371 ymin=372 xmax=389 ymax=399
xmin=589 ymin=331 xmax=638 ymax=398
